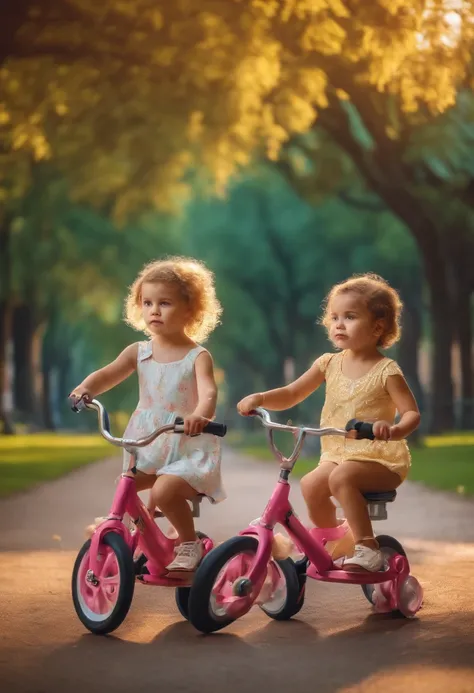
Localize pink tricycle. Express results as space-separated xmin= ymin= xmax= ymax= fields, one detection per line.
xmin=188 ymin=408 xmax=423 ymax=633
xmin=69 ymin=397 xmax=226 ymax=635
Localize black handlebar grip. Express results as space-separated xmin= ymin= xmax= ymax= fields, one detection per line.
xmin=202 ymin=421 xmax=227 ymax=437
xmin=345 ymin=419 xmax=375 ymax=440
xmin=174 ymin=417 xmax=227 ymax=437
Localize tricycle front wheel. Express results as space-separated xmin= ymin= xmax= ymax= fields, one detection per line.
xmin=188 ymin=535 xmax=259 ymax=633
xmin=72 ymin=532 xmax=135 ymax=635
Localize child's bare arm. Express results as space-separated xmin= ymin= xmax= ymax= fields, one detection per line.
xmin=192 ymin=351 xmax=218 ymax=420
xmin=182 ymin=351 xmax=218 ymax=436
xmin=375 ymin=375 xmax=420 ymax=441
xmin=71 ymin=343 xmax=138 ymax=399
xmin=238 ymin=359 xmax=326 ymax=413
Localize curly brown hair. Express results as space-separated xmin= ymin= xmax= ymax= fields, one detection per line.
xmin=125 ymin=256 xmax=222 ymax=343
xmin=321 ymin=273 xmax=403 ymax=349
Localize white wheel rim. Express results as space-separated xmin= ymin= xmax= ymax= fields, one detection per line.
xmin=209 ymin=551 xmax=254 ymax=620
xmin=76 ymin=547 xmax=120 ymax=623
xmin=259 ymin=561 xmax=289 ymax=614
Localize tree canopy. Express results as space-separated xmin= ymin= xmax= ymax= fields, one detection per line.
xmin=1 ymin=1 xmax=473 ymax=434
xmin=3 ymin=1 xmax=474 ymax=214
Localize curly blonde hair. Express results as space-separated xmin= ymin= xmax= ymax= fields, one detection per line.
xmin=125 ymin=256 xmax=222 ymax=343
xmin=321 ymin=273 xmax=403 ymax=349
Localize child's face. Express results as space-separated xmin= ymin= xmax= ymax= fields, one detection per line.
xmin=141 ymin=282 xmax=191 ymax=337
xmin=328 ymin=292 xmax=383 ymax=351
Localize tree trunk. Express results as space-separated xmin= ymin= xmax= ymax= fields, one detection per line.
xmin=13 ymin=305 xmax=34 ymax=420
xmin=58 ymin=354 xmax=72 ymax=409
xmin=395 ymin=283 xmax=423 ymax=445
xmin=316 ymin=99 xmax=454 ymax=431
xmin=0 ymin=0 xmax=32 ymax=66
xmin=397 ymin=289 xmax=424 ymax=410
xmin=456 ymin=287 xmax=473 ymax=429
xmin=12 ymin=304 xmax=45 ymax=428
xmin=429 ymin=295 xmax=454 ymax=432
xmin=0 ymin=300 xmax=14 ymax=434
xmin=419 ymin=234 xmax=455 ymax=432
xmin=41 ymin=319 xmax=59 ymax=431
xmin=0 ymin=216 xmax=14 ymax=434
xmin=447 ymin=229 xmax=474 ymax=430
xmin=41 ymin=363 xmax=55 ymax=430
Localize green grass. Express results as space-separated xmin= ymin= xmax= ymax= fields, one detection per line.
xmin=229 ymin=430 xmax=474 ymax=496
xmin=0 ymin=433 xmax=111 ymax=497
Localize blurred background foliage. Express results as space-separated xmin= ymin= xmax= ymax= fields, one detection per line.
xmin=1 ymin=0 xmax=473 ymax=440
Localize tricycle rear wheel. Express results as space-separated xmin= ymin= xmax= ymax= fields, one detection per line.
xmin=361 ymin=535 xmax=407 ymax=615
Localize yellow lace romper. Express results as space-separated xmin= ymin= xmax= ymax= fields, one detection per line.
xmin=317 ymin=351 xmax=411 ymax=480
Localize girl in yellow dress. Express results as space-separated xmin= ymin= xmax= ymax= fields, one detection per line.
xmin=237 ymin=273 xmax=421 ymax=572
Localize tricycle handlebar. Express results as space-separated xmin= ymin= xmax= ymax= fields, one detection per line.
xmin=69 ymin=397 xmax=227 ymax=450
xmin=248 ymin=408 xmax=374 ymax=470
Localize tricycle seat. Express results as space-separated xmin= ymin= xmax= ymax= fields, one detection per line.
xmin=363 ymin=490 xmax=397 ymax=503
xmin=361 ymin=490 xmax=397 ymax=520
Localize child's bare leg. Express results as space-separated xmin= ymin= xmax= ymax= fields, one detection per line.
xmin=149 ymin=474 xmax=197 ymax=543
xmin=132 ymin=471 xmax=156 ymax=514
xmin=328 ymin=460 xmax=401 ymax=548
xmin=300 ymin=461 xmax=354 ymax=560
xmin=134 ymin=471 xmax=156 ymax=493
xmin=300 ymin=462 xmax=338 ymax=528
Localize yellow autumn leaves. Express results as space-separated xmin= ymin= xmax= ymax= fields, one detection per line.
xmin=1 ymin=0 xmax=473 ymax=215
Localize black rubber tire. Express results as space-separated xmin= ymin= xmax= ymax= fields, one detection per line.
xmin=188 ymin=535 xmax=259 ymax=633
xmin=174 ymin=531 xmax=209 ymax=621
xmin=292 ymin=556 xmax=308 ymax=617
xmin=361 ymin=534 xmax=406 ymax=609
xmin=259 ymin=557 xmax=303 ymax=621
xmin=72 ymin=532 xmax=135 ymax=635
xmin=175 ymin=586 xmax=192 ymax=620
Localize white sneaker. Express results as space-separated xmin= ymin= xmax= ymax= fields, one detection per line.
xmin=166 ymin=540 xmax=203 ymax=573
xmin=343 ymin=544 xmax=385 ymax=572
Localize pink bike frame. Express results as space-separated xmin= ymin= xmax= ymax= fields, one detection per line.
xmin=79 ymin=398 xmax=214 ymax=587
xmin=241 ymin=478 xmax=408 ymax=586
xmin=215 ymin=408 xmax=413 ymax=618
xmin=87 ymin=475 xmax=189 ymax=585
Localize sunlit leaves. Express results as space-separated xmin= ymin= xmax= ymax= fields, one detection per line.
xmin=2 ymin=0 xmax=474 ymax=213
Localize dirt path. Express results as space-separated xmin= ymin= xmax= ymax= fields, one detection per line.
xmin=1 ymin=448 xmax=474 ymax=693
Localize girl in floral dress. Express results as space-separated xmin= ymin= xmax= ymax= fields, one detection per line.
xmin=71 ymin=257 xmax=226 ymax=574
